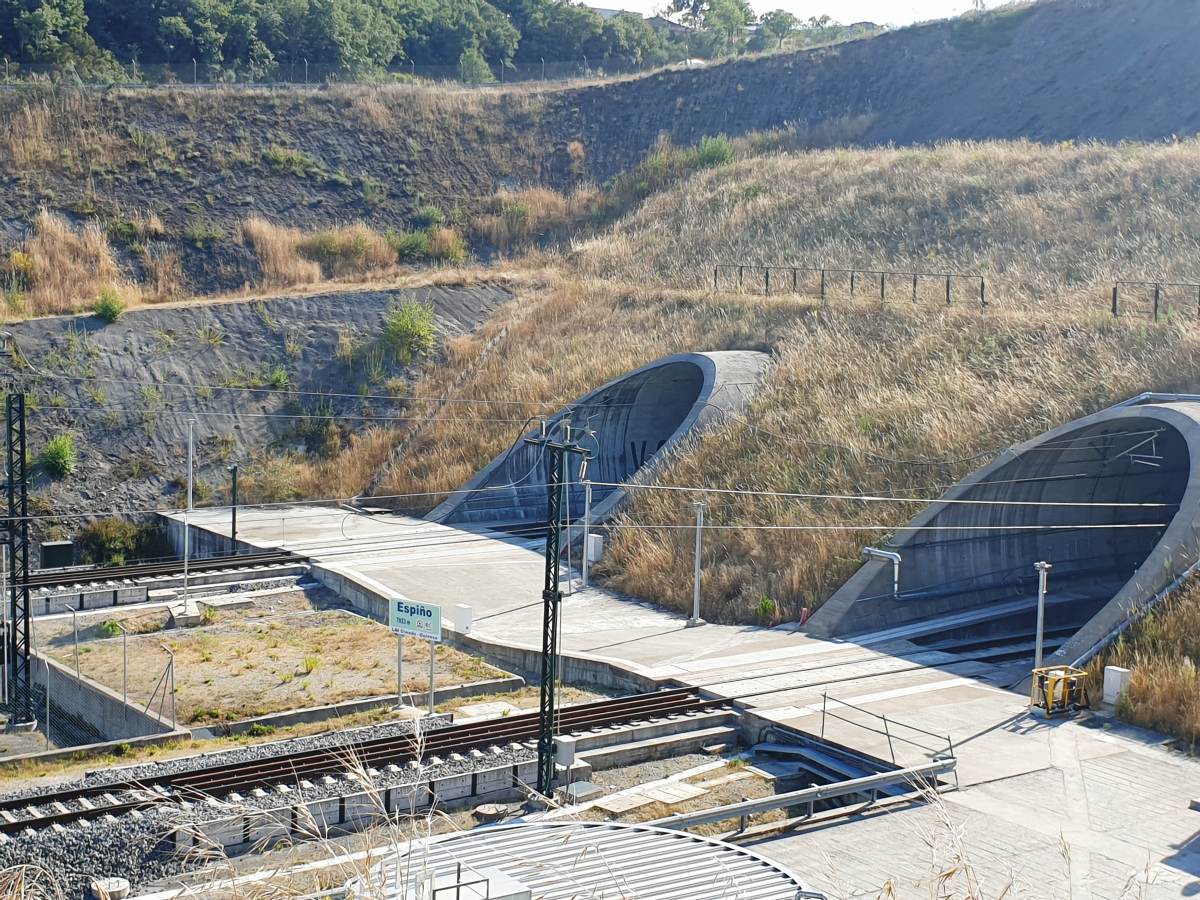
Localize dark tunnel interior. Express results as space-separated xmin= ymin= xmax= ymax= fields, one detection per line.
xmin=438 ymin=361 xmax=705 ymax=529
xmin=835 ymin=417 xmax=1189 ymax=655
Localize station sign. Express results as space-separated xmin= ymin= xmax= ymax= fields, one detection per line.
xmin=389 ymin=597 xmax=442 ymax=642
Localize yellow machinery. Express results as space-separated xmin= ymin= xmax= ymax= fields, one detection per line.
xmin=1030 ymin=666 xmax=1091 ymax=717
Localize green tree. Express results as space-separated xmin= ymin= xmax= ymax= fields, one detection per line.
xmin=515 ymin=0 xmax=603 ymax=64
xmin=703 ymin=0 xmax=751 ymax=49
xmin=759 ymin=9 xmax=797 ymax=48
xmin=599 ymin=11 xmax=666 ymax=68
xmin=404 ymin=0 xmax=517 ymax=68
xmin=458 ymin=43 xmax=492 ymax=81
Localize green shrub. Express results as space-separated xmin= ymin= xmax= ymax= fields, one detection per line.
xmin=429 ymin=227 xmax=467 ymax=265
xmin=41 ymin=434 xmax=76 ymax=478
xmin=186 ymin=223 xmax=225 ymax=249
xmin=413 ymin=205 xmax=443 ymax=228
xmin=93 ymin=287 xmax=125 ymax=324
xmin=386 ymin=227 xmax=431 ymax=260
xmin=262 ymin=145 xmax=319 ymax=177
xmin=114 ymin=742 xmax=131 ymax=756
xmin=246 ymin=723 xmax=276 ymax=737
xmin=302 ymin=655 xmax=320 ymax=674
xmin=79 ymin=518 xmax=138 ymax=565
xmin=381 ymin=296 xmax=436 ymax=363
xmin=688 ymin=134 xmax=735 ymax=168
xmin=97 ymin=620 xmax=121 ymax=638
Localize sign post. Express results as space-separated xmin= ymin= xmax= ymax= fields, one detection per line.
xmin=389 ymin=597 xmax=442 ymax=716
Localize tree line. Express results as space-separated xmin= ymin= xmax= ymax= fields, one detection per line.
xmin=0 ymin=0 xmax=865 ymax=82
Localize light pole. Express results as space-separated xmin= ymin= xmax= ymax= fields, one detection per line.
xmin=303 ymin=58 xmax=308 ymax=84
xmin=192 ymin=58 xmax=197 ymax=86
xmin=183 ymin=419 xmax=194 ymax=598
xmin=228 ymin=464 xmax=238 ymax=553
xmin=688 ymin=502 xmax=705 ymax=627
xmin=57 ymin=604 xmax=79 ymax=682
xmin=1034 ymin=561 xmax=1052 ymax=669
xmin=113 ymin=621 xmax=128 ymax=730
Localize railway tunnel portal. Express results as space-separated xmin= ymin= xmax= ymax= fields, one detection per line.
xmin=807 ymin=395 xmax=1200 ymax=668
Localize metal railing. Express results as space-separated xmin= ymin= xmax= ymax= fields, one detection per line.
xmin=713 ymin=265 xmax=987 ymax=307
xmin=1111 ymin=280 xmax=1200 ymax=321
xmin=819 ymin=691 xmax=957 ymax=780
xmin=651 ymin=758 xmax=956 ymax=831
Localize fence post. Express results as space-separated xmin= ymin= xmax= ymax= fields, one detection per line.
xmin=850 ymin=270 xmax=856 ymax=295
xmin=980 ymin=278 xmax=986 ymax=308
xmin=912 ymin=273 xmax=919 ymax=302
xmin=792 ymin=268 xmax=797 ymax=293
xmin=1196 ymin=285 xmax=1199 ymax=319
xmin=880 ymin=272 xmax=886 ymax=301
xmin=738 ymin=266 xmax=744 ymax=290
xmin=945 ymin=275 xmax=952 ymax=306
xmin=820 ymin=269 xmax=826 ymax=299
xmin=1112 ymin=285 xmax=1119 ymax=316
xmin=1155 ymin=283 xmax=1161 ymax=322
xmin=713 ymin=267 xmax=718 ymax=292
xmin=821 ymin=691 xmax=828 ymax=739
xmin=764 ymin=268 xmax=770 ymax=296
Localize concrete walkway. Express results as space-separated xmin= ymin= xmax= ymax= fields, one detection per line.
xmin=169 ymin=505 xmax=1200 ymax=898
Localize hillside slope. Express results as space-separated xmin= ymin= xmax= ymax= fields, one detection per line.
xmin=559 ymin=0 xmax=1200 ymax=178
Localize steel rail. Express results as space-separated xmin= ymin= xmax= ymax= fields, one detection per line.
xmin=0 ymin=688 xmax=725 ymax=833
xmin=27 ymin=551 xmax=305 ymax=591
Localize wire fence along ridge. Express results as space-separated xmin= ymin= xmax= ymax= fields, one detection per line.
xmin=713 ymin=264 xmax=987 ymax=307
xmin=1111 ymin=280 xmax=1200 ymax=321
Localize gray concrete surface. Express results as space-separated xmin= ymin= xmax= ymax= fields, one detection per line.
xmin=173 ymin=503 xmax=1200 ymax=898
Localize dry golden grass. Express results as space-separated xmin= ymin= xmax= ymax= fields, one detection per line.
xmin=1090 ymin=578 xmax=1200 ymax=742
xmin=576 ymin=138 xmax=1200 ymax=305
xmin=2 ymin=208 xmax=129 ymax=319
xmin=242 ymin=217 xmax=322 ymax=288
xmin=482 ymin=187 xmax=599 ymax=252
xmin=237 ymin=425 xmax=401 ymax=504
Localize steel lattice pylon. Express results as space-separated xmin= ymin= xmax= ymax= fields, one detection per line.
xmin=6 ymin=393 xmax=31 ymax=712
xmin=525 ymin=421 xmax=592 ymax=797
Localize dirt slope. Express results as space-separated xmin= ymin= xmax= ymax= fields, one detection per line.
xmin=557 ymin=0 xmax=1200 ymax=178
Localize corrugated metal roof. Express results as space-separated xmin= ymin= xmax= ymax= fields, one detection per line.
xmin=358 ymin=821 xmax=823 ymax=900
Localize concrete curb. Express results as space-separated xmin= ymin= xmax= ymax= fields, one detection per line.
xmin=0 ymin=728 xmax=193 ymax=768
xmin=189 ymin=676 xmax=526 ymax=739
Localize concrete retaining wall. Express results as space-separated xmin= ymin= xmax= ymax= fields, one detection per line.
xmin=171 ymin=759 xmax=544 ymax=852
xmin=31 ymin=651 xmax=178 ymax=742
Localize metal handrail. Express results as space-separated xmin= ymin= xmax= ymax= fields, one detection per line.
xmin=652 ymin=758 xmax=956 ymax=831
xmin=819 ymin=691 xmax=956 ymax=770
xmin=1112 ymin=280 xmax=1200 ymax=320
xmin=713 ymin=264 xmax=987 ymax=307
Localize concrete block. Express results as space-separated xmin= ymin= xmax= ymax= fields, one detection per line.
xmin=587 ymin=535 xmax=604 ymax=563
xmin=578 ymin=725 xmax=738 ymax=771
xmin=432 ymin=773 xmax=473 ymax=803
xmin=514 ymin=761 xmax=538 ymax=790
xmin=117 ymin=587 xmax=147 ymax=605
xmin=388 ymin=782 xmax=430 ymax=814
xmin=455 ymin=604 xmax=473 ymax=635
xmin=304 ymin=797 xmax=341 ymax=834
xmin=473 ymin=766 xmax=511 ymax=795
xmin=1103 ymin=666 xmax=1131 ymax=706
xmin=192 ymin=815 xmax=245 ymax=849
xmin=343 ymin=792 xmax=383 ymax=827
xmin=246 ymin=808 xmax=291 ymax=846
xmin=147 ymin=589 xmax=178 ymax=603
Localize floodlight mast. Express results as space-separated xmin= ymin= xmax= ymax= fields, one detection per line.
xmin=525 ymin=418 xmax=593 ymax=797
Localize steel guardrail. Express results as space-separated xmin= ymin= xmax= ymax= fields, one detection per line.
xmin=650 ymin=758 xmax=956 ymax=831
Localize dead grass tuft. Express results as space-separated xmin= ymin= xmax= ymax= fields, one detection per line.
xmin=481 ymin=187 xmax=598 ymax=252
xmin=242 ymin=217 xmax=322 ymax=288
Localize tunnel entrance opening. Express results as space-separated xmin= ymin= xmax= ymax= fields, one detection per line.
xmin=838 ymin=417 xmax=1189 ymax=663
xmin=437 ymin=361 xmax=706 ymax=530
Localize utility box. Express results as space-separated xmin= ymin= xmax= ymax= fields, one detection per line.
xmin=454 ymin=603 xmax=473 ymax=635
xmin=586 ymin=534 xmax=604 ymax=564
xmin=40 ymin=540 xmax=74 ymax=569
xmin=554 ymin=734 xmax=577 ymax=766
xmin=1103 ymin=666 xmax=1131 ymax=707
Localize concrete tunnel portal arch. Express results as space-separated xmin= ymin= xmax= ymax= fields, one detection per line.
xmin=427 ymin=351 xmax=773 ymax=530
xmin=807 ymin=396 xmax=1200 ymax=667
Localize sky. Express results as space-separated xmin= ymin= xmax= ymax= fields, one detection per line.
xmin=592 ymin=0 xmax=982 ymax=27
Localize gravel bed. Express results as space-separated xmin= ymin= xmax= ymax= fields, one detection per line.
xmin=0 ymin=745 xmax=537 ymax=897
xmin=0 ymin=714 xmax=455 ymax=806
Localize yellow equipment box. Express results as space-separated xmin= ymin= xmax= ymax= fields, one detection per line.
xmin=1030 ymin=666 xmax=1091 ymax=717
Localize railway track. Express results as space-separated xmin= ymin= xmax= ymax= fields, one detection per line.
xmin=0 ymin=688 xmax=727 ymax=836
xmin=27 ymin=550 xmax=306 ymax=592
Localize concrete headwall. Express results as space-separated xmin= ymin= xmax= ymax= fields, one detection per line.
xmin=31 ymin=651 xmax=177 ymax=742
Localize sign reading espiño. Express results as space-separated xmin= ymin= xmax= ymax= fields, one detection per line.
xmin=389 ymin=598 xmax=442 ymax=642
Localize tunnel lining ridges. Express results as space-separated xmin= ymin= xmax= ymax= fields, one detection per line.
xmin=807 ymin=394 xmax=1200 ymax=667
